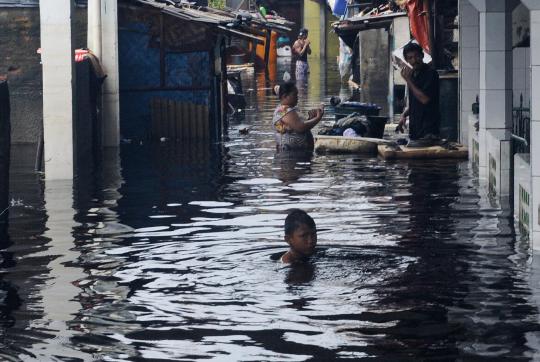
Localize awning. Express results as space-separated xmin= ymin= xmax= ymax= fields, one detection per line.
xmin=133 ymin=0 xmax=292 ymax=40
xmin=332 ymin=12 xmax=407 ymax=48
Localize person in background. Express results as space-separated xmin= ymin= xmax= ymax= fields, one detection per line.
xmin=280 ymin=209 xmax=317 ymax=264
xmin=292 ymin=28 xmax=311 ymax=81
xmin=396 ymin=42 xmax=440 ymax=146
xmin=272 ymin=82 xmax=323 ymax=151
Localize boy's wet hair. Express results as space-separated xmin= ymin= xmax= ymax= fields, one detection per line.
xmin=403 ymin=42 xmax=423 ymax=57
xmin=285 ymin=209 xmax=316 ymax=236
xmin=278 ymin=81 xmax=297 ymax=99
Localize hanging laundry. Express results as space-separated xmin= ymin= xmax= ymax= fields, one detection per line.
xmin=403 ymin=0 xmax=431 ymax=53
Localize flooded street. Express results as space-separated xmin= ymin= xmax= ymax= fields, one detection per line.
xmin=2 ymin=62 xmax=540 ymax=361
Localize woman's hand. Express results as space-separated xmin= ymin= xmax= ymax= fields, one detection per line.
xmin=315 ymin=107 xmax=324 ymax=120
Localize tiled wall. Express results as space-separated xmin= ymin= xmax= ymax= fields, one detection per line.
xmin=459 ymin=0 xmax=479 ymax=145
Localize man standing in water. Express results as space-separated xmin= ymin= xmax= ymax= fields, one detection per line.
xmin=292 ymin=28 xmax=311 ymax=81
xmin=396 ymin=42 xmax=440 ymax=146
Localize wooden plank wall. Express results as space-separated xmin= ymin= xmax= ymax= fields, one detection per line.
xmin=151 ymin=98 xmax=209 ymax=141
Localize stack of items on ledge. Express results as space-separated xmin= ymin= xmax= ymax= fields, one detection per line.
xmin=314 ymin=95 xmax=468 ymax=159
xmin=314 ymin=96 xmax=391 ymax=154
xmin=354 ymin=0 xmax=402 ymax=18
xmin=318 ymin=96 xmax=386 ymax=139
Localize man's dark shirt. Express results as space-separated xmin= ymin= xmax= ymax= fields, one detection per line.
xmin=295 ymin=41 xmax=308 ymax=62
xmin=408 ymin=64 xmax=440 ymax=140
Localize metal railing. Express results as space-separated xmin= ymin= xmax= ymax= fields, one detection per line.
xmin=511 ymin=94 xmax=530 ymax=154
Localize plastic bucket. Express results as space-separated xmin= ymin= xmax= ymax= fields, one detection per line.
xmin=366 ymin=115 xmax=388 ymax=139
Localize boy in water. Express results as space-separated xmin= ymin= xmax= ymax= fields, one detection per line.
xmin=281 ymin=209 xmax=317 ymax=263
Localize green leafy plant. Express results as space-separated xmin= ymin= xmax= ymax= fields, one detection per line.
xmin=208 ymin=0 xmax=225 ymax=9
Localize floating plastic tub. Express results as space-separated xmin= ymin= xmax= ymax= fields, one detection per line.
xmin=315 ymin=136 xmax=394 ymax=155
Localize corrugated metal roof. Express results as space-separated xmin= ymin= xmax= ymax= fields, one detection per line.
xmin=0 ymin=0 xmax=87 ymax=7
xmin=134 ymin=0 xmax=292 ymax=33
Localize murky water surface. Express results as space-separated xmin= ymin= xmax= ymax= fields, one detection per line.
xmin=2 ymin=62 xmax=540 ymax=361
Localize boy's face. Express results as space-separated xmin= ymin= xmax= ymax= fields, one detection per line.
xmin=286 ymin=223 xmax=317 ymax=257
xmin=404 ymin=50 xmax=423 ymax=70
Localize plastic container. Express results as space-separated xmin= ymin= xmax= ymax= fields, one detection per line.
xmin=277 ymin=36 xmax=290 ymax=48
xmin=366 ymin=115 xmax=388 ymax=139
xmin=334 ymin=102 xmax=381 ymax=121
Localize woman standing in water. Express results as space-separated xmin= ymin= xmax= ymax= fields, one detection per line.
xmin=273 ymin=82 xmax=324 ymax=151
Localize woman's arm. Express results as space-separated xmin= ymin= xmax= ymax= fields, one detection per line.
xmin=282 ymin=108 xmax=323 ymax=133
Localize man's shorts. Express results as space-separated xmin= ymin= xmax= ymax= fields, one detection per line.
xmin=295 ymin=60 xmax=309 ymax=80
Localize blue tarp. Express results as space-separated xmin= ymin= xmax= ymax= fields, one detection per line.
xmin=327 ymin=0 xmax=347 ymax=17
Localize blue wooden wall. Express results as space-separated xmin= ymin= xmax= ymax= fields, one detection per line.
xmin=118 ymin=17 xmax=213 ymax=141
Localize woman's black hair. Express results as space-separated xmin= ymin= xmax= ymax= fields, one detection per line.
xmin=284 ymin=209 xmax=316 ymax=236
xmin=278 ymin=81 xmax=297 ymax=99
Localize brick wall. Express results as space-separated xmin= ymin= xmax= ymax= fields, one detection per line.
xmin=0 ymin=7 xmax=87 ymax=144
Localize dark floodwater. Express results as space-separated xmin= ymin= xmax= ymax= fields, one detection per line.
xmin=2 ymin=61 xmax=540 ymax=361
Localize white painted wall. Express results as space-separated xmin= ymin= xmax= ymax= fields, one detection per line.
xmin=522 ymin=1 xmax=540 ymax=249
xmin=101 ymin=0 xmax=120 ymax=147
xmin=528 ymin=7 xmax=540 ymax=248
xmin=39 ymin=0 xmax=75 ymax=180
xmin=469 ymin=0 xmax=516 ymax=196
xmin=459 ymin=0 xmax=480 ymax=147
xmin=87 ymin=0 xmax=102 ymax=59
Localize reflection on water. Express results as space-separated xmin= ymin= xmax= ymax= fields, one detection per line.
xmin=273 ymin=150 xmax=313 ymax=185
xmin=1 ymin=63 xmax=540 ymax=361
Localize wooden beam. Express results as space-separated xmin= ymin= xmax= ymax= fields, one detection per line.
xmin=264 ymin=29 xmax=272 ymax=77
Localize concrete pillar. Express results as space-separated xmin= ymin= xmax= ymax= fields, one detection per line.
xmin=39 ymin=0 xmax=75 ymax=180
xmin=523 ymin=0 xmax=540 ymax=249
xmin=101 ymin=0 xmax=120 ymax=147
xmin=87 ymin=0 xmax=102 ymax=59
xmin=459 ymin=0 xmax=479 ymax=147
xmin=469 ymin=0 xmax=519 ymax=197
xmin=319 ymin=2 xmax=326 ymax=59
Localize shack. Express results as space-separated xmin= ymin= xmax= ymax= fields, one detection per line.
xmin=332 ymin=2 xmax=408 ymax=118
xmin=333 ymin=0 xmax=459 ymax=140
xmin=119 ymin=0 xmax=291 ymax=143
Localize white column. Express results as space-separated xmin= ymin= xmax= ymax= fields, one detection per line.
xmin=469 ymin=0 xmax=518 ymax=196
xmin=523 ymin=1 xmax=540 ymax=249
xmin=39 ymin=0 xmax=75 ymax=180
xmin=101 ymin=0 xmax=120 ymax=147
xmin=87 ymin=0 xmax=102 ymax=59
xmin=459 ymin=0 xmax=479 ymax=147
